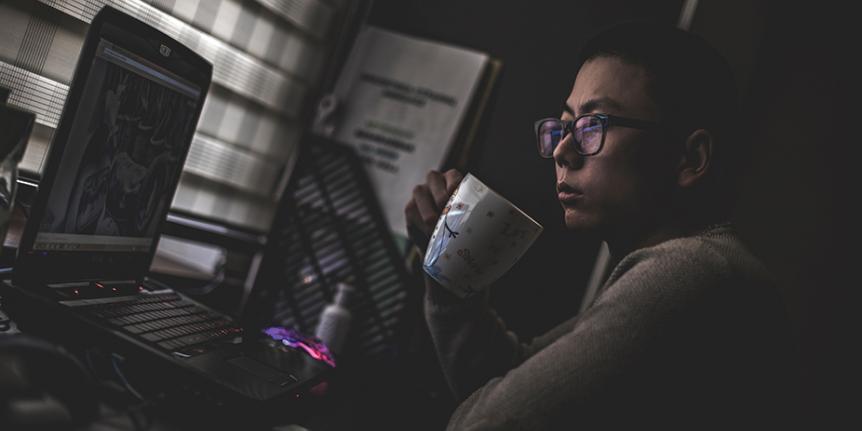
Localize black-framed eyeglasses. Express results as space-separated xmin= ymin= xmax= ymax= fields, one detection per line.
xmin=534 ymin=113 xmax=661 ymax=158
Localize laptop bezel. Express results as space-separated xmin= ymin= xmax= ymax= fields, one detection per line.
xmin=14 ymin=6 xmax=212 ymax=284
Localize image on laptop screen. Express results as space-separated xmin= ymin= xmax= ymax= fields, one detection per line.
xmin=33 ymin=40 xmax=201 ymax=253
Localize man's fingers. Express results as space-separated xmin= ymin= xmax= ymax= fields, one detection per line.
xmin=443 ymin=169 xmax=464 ymax=194
xmin=404 ymin=199 xmax=420 ymax=228
xmin=404 ymin=200 xmax=430 ymax=252
xmin=427 ymin=171 xmax=449 ymax=209
xmin=412 ymin=184 xmax=440 ymax=231
xmin=405 ymin=170 xmax=462 ymax=242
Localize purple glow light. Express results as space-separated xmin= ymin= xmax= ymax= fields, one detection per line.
xmin=263 ymin=327 xmax=336 ymax=367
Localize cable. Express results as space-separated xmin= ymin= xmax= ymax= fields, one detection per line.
xmin=180 ymin=259 xmax=226 ymax=296
xmin=149 ymin=256 xmax=227 ymax=296
xmin=109 ymin=354 xmax=154 ymax=431
xmin=110 ymin=354 xmax=145 ymax=402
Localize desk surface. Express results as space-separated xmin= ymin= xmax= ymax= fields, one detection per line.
xmin=0 ymin=297 xmax=320 ymax=431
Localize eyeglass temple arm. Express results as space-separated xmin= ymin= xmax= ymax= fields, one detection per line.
xmin=604 ymin=114 xmax=659 ymax=130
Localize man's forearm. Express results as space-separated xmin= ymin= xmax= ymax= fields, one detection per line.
xmin=423 ymin=276 xmax=525 ymax=401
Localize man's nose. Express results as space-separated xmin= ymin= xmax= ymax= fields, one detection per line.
xmin=553 ymin=133 xmax=583 ymax=170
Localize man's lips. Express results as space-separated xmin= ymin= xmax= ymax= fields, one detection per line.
xmin=558 ymin=191 xmax=583 ymax=204
xmin=557 ymin=181 xmax=583 ymax=205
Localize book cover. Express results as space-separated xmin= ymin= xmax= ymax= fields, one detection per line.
xmin=330 ymin=26 xmax=492 ymax=238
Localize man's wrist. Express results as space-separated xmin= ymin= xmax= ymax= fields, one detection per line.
xmin=424 ymin=275 xmax=487 ymax=308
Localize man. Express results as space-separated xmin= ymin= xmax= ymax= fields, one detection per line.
xmin=404 ymin=22 xmax=795 ymax=429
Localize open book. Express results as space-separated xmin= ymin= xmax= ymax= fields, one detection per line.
xmin=330 ymin=26 xmax=499 ymax=238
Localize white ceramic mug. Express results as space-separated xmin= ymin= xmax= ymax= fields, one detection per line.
xmin=423 ymin=174 xmax=543 ymax=298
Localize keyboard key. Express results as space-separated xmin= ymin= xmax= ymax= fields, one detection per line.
xmin=80 ymin=292 xmax=243 ymax=352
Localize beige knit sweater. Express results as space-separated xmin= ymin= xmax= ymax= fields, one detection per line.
xmin=425 ymin=225 xmax=795 ymax=430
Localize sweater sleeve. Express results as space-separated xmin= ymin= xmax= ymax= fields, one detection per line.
xmin=436 ymin=241 xmax=732 ymax=430
xmin=424 ymin=279 xmax=580 ymax=403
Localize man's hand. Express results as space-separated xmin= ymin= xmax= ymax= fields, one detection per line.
xmin=404 ymin=169 xmax=463 ymax=252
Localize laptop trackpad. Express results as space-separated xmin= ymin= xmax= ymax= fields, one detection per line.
xmin=227 ymin=356 xmax=297 ymax=386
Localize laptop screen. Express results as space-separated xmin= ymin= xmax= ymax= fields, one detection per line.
xmin=32 ymin=40 xmax=201 ymax=253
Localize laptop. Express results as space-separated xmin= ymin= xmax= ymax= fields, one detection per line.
xmin=1 ymin=6 xmax=329 ymax=418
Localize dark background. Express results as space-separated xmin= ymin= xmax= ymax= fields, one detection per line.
xmin=357 ymin=0 xmax=854 ymax=428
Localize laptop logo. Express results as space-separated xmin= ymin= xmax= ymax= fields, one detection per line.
xmin=159 ymin=44 xmax=171 ymax=57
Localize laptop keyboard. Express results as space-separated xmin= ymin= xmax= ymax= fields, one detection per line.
xmin=80 ymin=292 xmax=242 ymax=352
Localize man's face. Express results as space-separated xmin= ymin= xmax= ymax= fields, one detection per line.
xmin=555 ymin=56 xmax=677 ymax=235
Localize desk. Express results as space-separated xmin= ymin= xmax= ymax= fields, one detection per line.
xmin=0 ymin=292 xmax=323 ymax=430
xmin=1 ymin=273 xmax=450 ymax=431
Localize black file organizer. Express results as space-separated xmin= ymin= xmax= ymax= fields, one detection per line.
xmin=247 ymin=137 xmax=414 ymax=361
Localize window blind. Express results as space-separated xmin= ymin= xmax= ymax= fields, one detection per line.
xmin=0 ymin=0 xmax=342 ymax=231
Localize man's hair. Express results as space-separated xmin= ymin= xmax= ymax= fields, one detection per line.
xmin=579 ymin=21 xmax=740 ymax=217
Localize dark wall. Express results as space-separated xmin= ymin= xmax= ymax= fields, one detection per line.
xmin=719 ymin=1 xmax=854 ymax=424
xmin=369 ymin=0 xmax=683 ymax=339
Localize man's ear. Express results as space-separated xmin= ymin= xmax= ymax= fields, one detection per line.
xmin=677 ymin=129 xmax=713 ymax=188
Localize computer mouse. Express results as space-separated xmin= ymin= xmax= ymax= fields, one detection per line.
xmin=0 ymin=334 xmax=99 ymax=428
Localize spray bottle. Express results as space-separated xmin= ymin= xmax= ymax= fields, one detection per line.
xmin=314 ymin=282 xmax=355 ymax=356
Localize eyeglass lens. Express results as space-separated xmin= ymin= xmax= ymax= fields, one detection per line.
xmin=538 ymin=116 xmax=604 ymax=157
